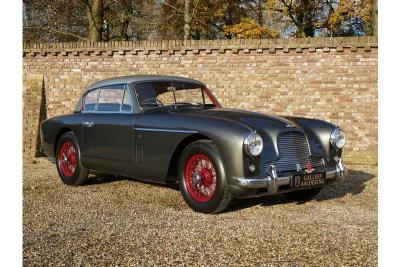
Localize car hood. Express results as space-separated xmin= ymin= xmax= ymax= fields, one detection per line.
xmin=178 ymin=108 xmax=300 ymax=132
xmin=164 ymin=107 xmax=337 ymax=164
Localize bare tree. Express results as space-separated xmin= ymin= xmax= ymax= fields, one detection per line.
xmin=23 ymin=0 xmax=88 ymax=42
xmin=184 ymin=0 xmax=194 ymax=40
xmin=81 ymin=0 xmax=104 ymax=42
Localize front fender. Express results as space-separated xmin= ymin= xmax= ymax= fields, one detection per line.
xmin=284 ymin=116 xmax=342 ymax=163
xmin=135 ymin=112 xmax=252 ymax=180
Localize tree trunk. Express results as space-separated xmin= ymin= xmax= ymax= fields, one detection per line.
xmin=373 ymin=0 xmax=378 ymax=36
xmin=366 ymin=0 xmax=378 ymax=36
xmin=120 ymin=19 xmax=129 ymax=41
xmin=184 ymin=0 xmax=194 ymax=40
xmin=120 ymin=4 xmax=132 ymax=41
xmin=257 ymin=0 xmax=263 ymax=25
xmin=87 ymin=0 xmax=104 ymax=42
xmin=299 ymin=0 xmax=314 ymax=37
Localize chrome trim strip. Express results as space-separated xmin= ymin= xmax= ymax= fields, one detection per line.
xmin=135 ymin=128 xmax=198 ymax=134
xmin=232 ymin=177 xmax=268 ymax=188
xmin=82 ymin=121 xmax=94 ymax=127
xmin=82 ymin=110 xmax=133 ymax=114
xmin=232 ymin=175 xmax=291 ymax=190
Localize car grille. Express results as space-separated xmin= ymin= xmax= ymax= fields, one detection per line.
xmin=264 ymin=131 xmax=324 ymax=173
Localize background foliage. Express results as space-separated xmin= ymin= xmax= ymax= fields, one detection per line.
xmin=23 ymin=0 xmax=377 ymax=42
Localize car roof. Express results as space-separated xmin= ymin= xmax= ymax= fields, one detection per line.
xmin=86 ymin=75 xmax=206 ymax=91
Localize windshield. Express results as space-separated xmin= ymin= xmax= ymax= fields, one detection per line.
xmin=135 ymin=81 xmax=221 ymax=110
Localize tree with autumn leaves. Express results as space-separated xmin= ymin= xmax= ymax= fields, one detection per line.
xmin=23 ymin=0 xmax=377 ymax=42
xmin=266 ymin=0 xmax=377 ymax=37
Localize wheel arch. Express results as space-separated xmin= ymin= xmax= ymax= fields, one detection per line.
xmin=166 ymin=133 xmax=211 ymax=182
xmin=54 ymin=127 xmax=72 ymax=156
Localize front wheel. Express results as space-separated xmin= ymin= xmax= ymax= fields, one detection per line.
xmin=178 ymin=140 xmax=232 ymax=214
xmin=55 ymin=131 xmax=89 ymax=186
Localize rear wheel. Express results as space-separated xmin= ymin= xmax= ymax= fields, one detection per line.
xmin=56 ymin=131 xmax=89 ymax=186
xmin=283 ymin=187 xmax=322 ymax=201
xmin=178 ymin=140 xmax=232 ymax=214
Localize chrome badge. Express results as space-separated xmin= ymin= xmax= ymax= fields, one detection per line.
xmin=305 ymin=163 xmax=314 ymax=173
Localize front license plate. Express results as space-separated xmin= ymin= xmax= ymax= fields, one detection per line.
xmin=292 ymin=172 xmax=326 ymax=188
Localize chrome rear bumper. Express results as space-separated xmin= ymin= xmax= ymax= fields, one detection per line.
xmin=233 ymin=157 xmax=348 ymax=194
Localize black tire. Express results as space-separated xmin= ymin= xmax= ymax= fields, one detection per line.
xmin=178 ymin=140 xmax=233 ymax=214
xmin=55 ymin=131 xmax=89 ymax=186
xmin=283 ymin=187 xmax=322 ymax=201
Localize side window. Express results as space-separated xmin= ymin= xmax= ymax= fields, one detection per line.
xmin=135 ymin=82 xmax=172 ymax=109
xmin=82 ymin=89 xmax=99 ymax=111
xmin=97 ymin=88 xmax=124 ymax=112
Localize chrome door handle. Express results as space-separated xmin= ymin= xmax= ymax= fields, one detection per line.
xmin=82 ymin=121 xmax=94 ymax=127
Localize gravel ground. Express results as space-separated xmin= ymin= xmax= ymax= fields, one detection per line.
xmin=23 ymin=158 xmax=377 ymax=266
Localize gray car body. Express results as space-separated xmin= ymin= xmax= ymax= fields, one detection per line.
xmin=40 ymin=75 xmax=342 ymax=198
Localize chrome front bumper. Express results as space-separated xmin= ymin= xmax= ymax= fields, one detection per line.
xmin=233 ymin=157 xmax=348 ymax=194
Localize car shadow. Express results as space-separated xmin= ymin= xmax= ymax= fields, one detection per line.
xmin=84 ymin=168 xmax=375 ymax=212
xmin=85 ymin=173 xmax=180 ymax=191
xmin=225 ymin=168 xmax=376 ymax=213
xmin=314 ymin=169 xmax=375 ymax=201
xmin=85 ymin=173 xmax=128 ymax=185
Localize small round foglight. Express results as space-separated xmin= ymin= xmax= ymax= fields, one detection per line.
xmin=330 ymin=128 xmax=346 ymax=150
xmin=243 ymin=133 xmax=263 ymax=156
xmin=248 ymin=164 xmax=256 ymax=172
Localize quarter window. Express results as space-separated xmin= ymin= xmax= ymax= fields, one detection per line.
xmin=82 ymin=89 xmax=99 ymax=111
xmin=81 ymin=85 xmax=132 ymax=113
xmin=97 ymin=88 xmax=124 ymax=112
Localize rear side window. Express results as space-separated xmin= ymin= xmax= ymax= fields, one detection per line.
xmin=82 ymin=89 xmax=99 ymax=111
xmin=97 ymin=88 xmax=124 ymax=111
xmin=82 ymin=85 xmax=132 ymax=112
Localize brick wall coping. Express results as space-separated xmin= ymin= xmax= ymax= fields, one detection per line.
xmin=23 ymin=36 xmax=377 ymax=56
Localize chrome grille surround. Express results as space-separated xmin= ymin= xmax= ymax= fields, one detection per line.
xmin=265 ymin=131 xmax=324 ymax=173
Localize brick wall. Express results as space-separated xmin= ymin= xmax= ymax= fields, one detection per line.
xmin=23 ymin=37 xmax=378 ymax=164
xmin=23 ymin=74 xmax=45 ymax=159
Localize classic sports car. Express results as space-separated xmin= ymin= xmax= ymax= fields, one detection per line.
xmin=41 ymin=75 xmax=347 ymax=213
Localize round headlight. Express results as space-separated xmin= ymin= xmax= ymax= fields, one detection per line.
xmin=330 ymin=128 xmax=346 ymax=150
xmin=243 ymin=132 xmax=263 ymax=156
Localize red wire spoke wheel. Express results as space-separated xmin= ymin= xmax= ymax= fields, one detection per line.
xmin=184 ymin=153 xmax=217 ymax=202
xmin=58 ymin=141 xmax=78 ymax=177
xmin=178 ymin=140 xmax=233 ymax=213
xmin=55 ymin=131 xmax=89 ymax=186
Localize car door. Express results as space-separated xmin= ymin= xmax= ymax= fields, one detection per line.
xmin=81 ymin=84 xmax=135 ymax=175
